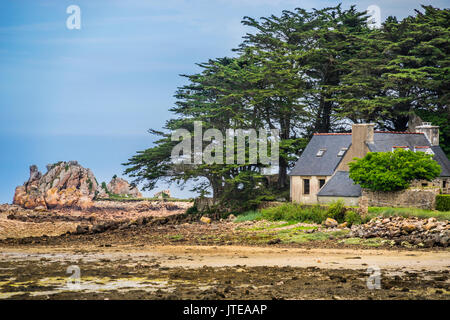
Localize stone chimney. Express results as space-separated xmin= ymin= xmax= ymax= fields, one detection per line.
xmin=351 ymin=123 xmax=374 ymax=158
xmin=416 ymin=122 xmax=439 ymax=146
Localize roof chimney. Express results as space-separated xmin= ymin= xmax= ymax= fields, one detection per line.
xmin=351 ymin=124 xmax=374 ymax=158
xmin=416 ymin=122 xmax=439 ymax=146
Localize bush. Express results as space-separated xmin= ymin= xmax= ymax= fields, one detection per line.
xmin=186 ymin=206 xmax=198 ymax=215
xmin=260 ymin=203 xmax=327 ymax=224
xmin=349 ymin=150 xmax=441 ymax=191
xmin=237 ymin=202 xmax=367 ymax=226
xmin=326 ymin=200 xmax=346 ymax=222
xmin=344 ymin=210 xmax=362 ymax=226
xmin=436 ymin=194 xmax=450 ymax=211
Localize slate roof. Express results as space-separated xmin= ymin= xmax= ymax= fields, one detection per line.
xmin=368 ymin=132 xmax=430 ymax=152
xmin=432 ymin=146 xmax=450 ymax=177
xmin=288 ymin=134 xmax=352 ymax=176
xmin=317 ymin=171 xmax=362 ymax=197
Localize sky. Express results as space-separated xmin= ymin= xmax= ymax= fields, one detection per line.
xmin=0 ymin=0 xmax=448 ymax=203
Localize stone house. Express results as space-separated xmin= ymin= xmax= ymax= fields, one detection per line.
xmin=289 ymin=122 xmax=450 ymax=206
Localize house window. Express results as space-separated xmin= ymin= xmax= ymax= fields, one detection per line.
xmin=316 ymin=149 xmax=326 ymax=157
xmin=422 ymin=183 xmax=428 ymax=187
xmin=337 ymin=148 xmax=347 ymax=157
xmin=303 ymin=179 xmax=310 ymax=195
xmin=414 ymin=146 xmax=434 ymax=155
xmin=319 ymin=179 xmax=326 ymax=189
xmin=443 ymin=180 xmax=447 ymax=189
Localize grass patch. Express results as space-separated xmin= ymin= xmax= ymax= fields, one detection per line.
xmin=339 ymin=237 xmax=362 ymax=245
xmin=245 ymin=221 xmax=302 ymax=231
xmin=276 ymin=229 xmax=350 ymax=244
xmin=368 ymin=207 xmax=450 ymax=221
xmin=234 ymin=210 xmax=262 ymax=222
xmin=168 ymin=234 xmax=184 ymax=241
xmin=339 ymin=237 xmax=394 ymax=247
xmin=363 ymin=238 xmax=387 ymax=247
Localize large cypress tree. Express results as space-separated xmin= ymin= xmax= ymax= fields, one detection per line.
xmin=235 ymin=5 xmax=369 ymax=187
xmin=336 ymin=6 xmax=449 ymax=133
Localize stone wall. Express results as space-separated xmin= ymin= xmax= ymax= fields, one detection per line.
xmin=410 ymin=178 xmax=449 ymax=195
xmin=362 ymin=187 xmax=440 ymax=210
xmin=257 ymin=201 xmax=286 ymax=210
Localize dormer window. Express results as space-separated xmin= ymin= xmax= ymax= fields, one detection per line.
xmin=316 ymin=149 xmax=326 ymax=157
xmin=337 ymin=147 xmax=348 ymax=157
xmin=392 ymin=146 xmax=409 ymax=152
xmin=414 ymin=146 xmax=434 ymax=155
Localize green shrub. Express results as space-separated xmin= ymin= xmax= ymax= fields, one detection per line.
xmin=236 ymin=202 xmax=367 ymax=226
xmin=344 ymin=210 xmax=362 ymax=226
xmin=186 ymin=205 xmax=198 ymax=215
xmin=349 ymin=150 xmax=441 ymax=191
xmin=260 ymin=203 xmax=327 ymax=224
xmin=436 ymin=194 xmax=450 ymax=211
xmin=326 ymin=200 xmax=346 ymax=222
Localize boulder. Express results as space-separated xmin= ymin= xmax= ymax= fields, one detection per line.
xmin=338 ymin=222 xmax=348 ymax=228
xmin=324 ymin=218 xmax=338 ymax=228
xmin=154 ymin=189 xmax=171 ymax=199
xmin=424 ymin=222 xmax=437 ymax=231
xmin=97 ymin=176 xmax=142 ymax=198
xmin=401 ymin=223 xmax=417 ymax=233
xmin=13 ymin=162 xmax=98 ymax=209
xmin=439 ymin=236 xmax=449 ymax=247
xmin=75 ymin=225 xmax=90 ymax=234
xmin=200 ymin=216 xmax=212 ymax=224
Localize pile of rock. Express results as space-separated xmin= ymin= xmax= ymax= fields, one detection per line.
xmin=349 ymin=216 xmax=449 ymax=247
xmin=13 ymin=162 xmax=97 ymax=210
xmin=97 ymin=176 xmax=142 ymax=199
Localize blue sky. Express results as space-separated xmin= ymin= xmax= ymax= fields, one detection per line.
xmin=0 ymin=0 xmax=448 ymax=203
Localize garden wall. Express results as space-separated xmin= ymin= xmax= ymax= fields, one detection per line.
xmin=362 ymin=187 xmax=440 ymax=210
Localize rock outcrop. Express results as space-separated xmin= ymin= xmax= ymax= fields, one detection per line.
xmin=97 ymin=176 xmax=142 ymax=198
xmin=13 ymin=161 xmax=98 ymax=209
xmin=154 ymin=189 xmax=171 ymax=199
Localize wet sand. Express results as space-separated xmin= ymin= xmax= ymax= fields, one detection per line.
xmin=1 ymin=245 xmax=449 ymax=300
